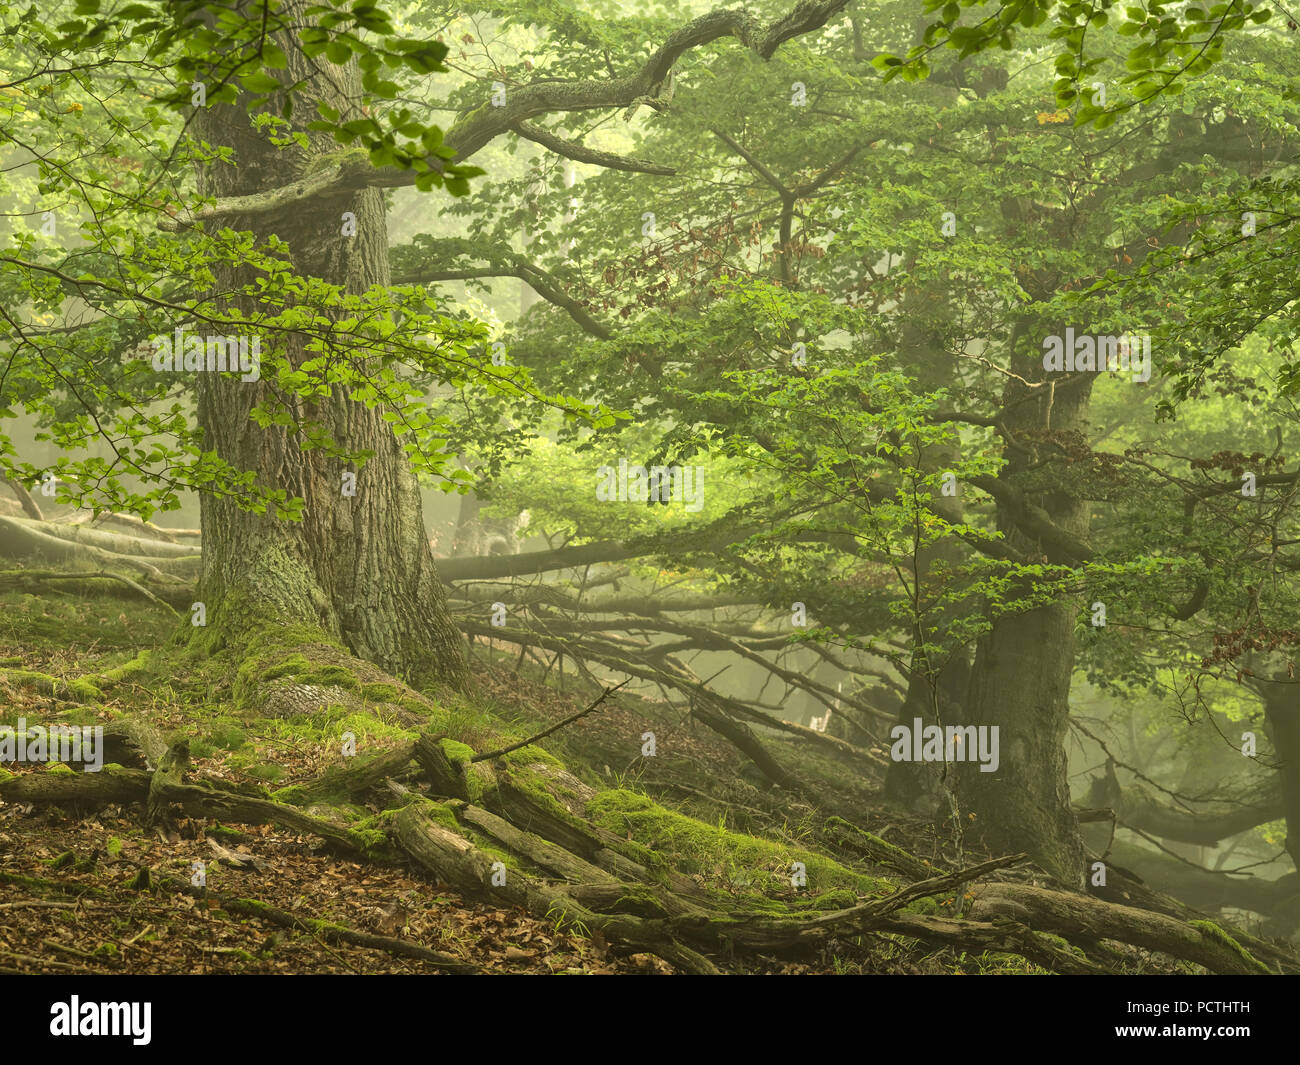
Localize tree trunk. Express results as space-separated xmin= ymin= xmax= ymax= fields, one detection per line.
xmin=188 ymin=3 xmax=467 ymax=689
xmin=885 ymin=309 xmax=971 ymax=811
xmin=957 ymin=319 xmax=1093 ymax=885
xmin=1257 ymin=672 xmax=1300 ymax=874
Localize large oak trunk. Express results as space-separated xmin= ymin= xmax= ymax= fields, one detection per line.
xmin=188 ymin=4 xmax=467 ymax=688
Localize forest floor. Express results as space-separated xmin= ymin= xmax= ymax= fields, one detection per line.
xmin=0 ymin=584 xmax=1279 ymax=975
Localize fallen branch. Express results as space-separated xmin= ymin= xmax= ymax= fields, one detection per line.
xmin=2 ymin=476 xmax=41 ymax=520
xmin=471 ymin=678 xmax=630 ymax=763
xmin=873 ymin=912 xmax=1107 ymax=975
xmin=145 ymin=870 xmax=478 ymax=973
xmin=0 ymin=568 xmax=180 ymax=616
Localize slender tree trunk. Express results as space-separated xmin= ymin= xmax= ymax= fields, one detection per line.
xmin=885 ymin=312 xmax=971 ymax=810
xmin=188 ymin=3 xmax=467 ymax=688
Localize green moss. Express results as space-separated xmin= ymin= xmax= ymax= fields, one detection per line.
xmin=902 ymin=896 xmax=942 ymax=916
xmin=45 ymin=763 xmax=77 ymax=777
xmin=440 ymin=738 xmax=475 ymax=766
xmin=95 ymin=650 xmax=154 ymax=686
xmin=106 ymin=837 xmax=124 ymax=857
xmin=246 ymin=763 xmax=286 ymax=783
xmin=494 ymin=752 xmax=602 ymax=853
xmin=1190 ymin=920 xmax=1270 ymax=974
xmin=359 ymin=682 xmax=441 ymax=721
xmin=411 ymin=800 xmax=461 ymax=833
xmin=501 ymin=744 xmax=564 ymax=772
xmin=206 ymin=721 xmax=248 ymax=750
xmin=1036 ymin=932 xmax=1089 ymax=958
xmin=464 ymin=761 xmax=493 ymax=803
xmin=258 ymin=656 xmax=359 ymax=690
xmin=349 ymin=827 xmax=391 ymax=853
xmin=587 ymin=790 xmax=887 ymax=898
xmin=804 ymin=888 xmax=856 ymax=911
xmin=0 ymin=768 xmax=13 ymax=783
xmin=257 ymin=654 xmax=310 ymax=683
xmin=0 ymin=590 xmax=174 ymax=653
xmin=0 ymin=669 xmax=103 ymax=702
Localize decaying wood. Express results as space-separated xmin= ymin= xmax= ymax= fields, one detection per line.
xmin=279 ymin=743 xmax=418 ymax=805
xmin=0 ymin=516 xmax=197 ymax=580
xmin=100 ymin=718 xmax=169 ymax=769
xmin=456 ymin=802 xmax=621 ymax=886
xmin=391 ymin=800 xmax=722 ymax=974
xmin=968 ymin=882 xmax=1272 ymax=975
xmin=7 ymin=717 xmax=1295 ymax=976
xmin=820 ymin=816 xmax=938 ymax=880
xmin=873 ymin=912 xmax=1108 ymax=975
xmin=0 ymin=765 xmax=151 ymax=805
xmin=413 ymin=733 xmax=470 ymax=800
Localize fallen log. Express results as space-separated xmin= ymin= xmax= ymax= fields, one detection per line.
xmin=872 ymin=912 xmax=1107 ymax=975
xmin=0 ymin=516 xmax=196 ymax=579
xmin=968 ymin=882 xmax=1272 ymax=975
xmin=455 ymin=802 xmax=622 ymax=887
xmin=392 ymin=800 xmax=722 ymax=974
xmin=275 ymin=743 xmax=418 ymax=806
xmin=0 ymin=765 xmax=151 ymax=805
xmin=820 ymin=815 xmax=938 ymax=880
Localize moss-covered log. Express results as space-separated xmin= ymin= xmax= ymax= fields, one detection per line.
xmin=391 ymin=799 xmax=722 ymax=973
xmin=413 ymin=733 xmax=471 ymax=800
xmin=968 ymin=883 xmax=1272 ymax=975
xmin=0 ymin=765 xmax=151 ymax=805
xmin=275 ymin=743 xmax=417 ymax=806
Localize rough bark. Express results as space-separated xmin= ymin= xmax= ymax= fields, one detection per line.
xmin=968 ymin=882 xmax=1271 ymax=974
xmin=957 ymin=320 xmax=1094 ymax=886
xmin=1258 ymin=674 xmax=1300 ymax=872
xmin=187 ymin=1 xmax=467 ymax=689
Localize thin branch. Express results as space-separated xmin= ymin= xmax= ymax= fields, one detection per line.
xmin=471 ymin=678 xmax=631 ymax=762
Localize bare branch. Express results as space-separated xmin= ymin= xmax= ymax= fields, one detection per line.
xmin=513 ymin=121 xmax=676 ymax=175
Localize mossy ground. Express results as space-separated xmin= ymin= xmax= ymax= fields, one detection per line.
xmin=0 ymin=585 xmax=1231 ymax=974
